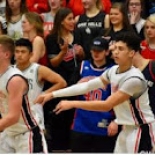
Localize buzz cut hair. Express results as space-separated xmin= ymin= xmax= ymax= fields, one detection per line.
xmin=0 ymin=35 xmax=15 ymax=55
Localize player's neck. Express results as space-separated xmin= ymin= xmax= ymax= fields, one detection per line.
xmin=117 ymin=64 xmax=132 ymax=73
xmin=0 ymin=63 xmax=11 ymax=76
xmin=16 ymin=62 xmax=32 ymax=71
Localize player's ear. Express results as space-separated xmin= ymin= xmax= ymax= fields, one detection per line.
xmin=5 ymin=50 xmax=11 ymax=58
xmin=129 ymin=50 xmax=135 ymax=58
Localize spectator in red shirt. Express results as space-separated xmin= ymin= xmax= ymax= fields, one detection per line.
xmin=26 ymin=0 xmax=49 ymax=14
xmin=141 ymin=14 xmax=155 ymax=59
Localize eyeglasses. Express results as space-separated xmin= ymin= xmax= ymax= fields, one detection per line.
xmin=129 ymin=3 xmax=141 ymax=6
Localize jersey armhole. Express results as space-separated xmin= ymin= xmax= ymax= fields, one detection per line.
xmin=149 ymin=60 xmax=155 ymax=81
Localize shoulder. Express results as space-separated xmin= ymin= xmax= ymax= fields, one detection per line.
xmin=75 ymin=15 xmax=80 ymax=23
xmin=8 ymin=73 xmax=28 ymax=89
xmin=33 ymin=36 xmax=44 ymax=43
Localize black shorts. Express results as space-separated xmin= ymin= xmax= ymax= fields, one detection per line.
xmin=70 ymin=130 xmax=118 ymax=153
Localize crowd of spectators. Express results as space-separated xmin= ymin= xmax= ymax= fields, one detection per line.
xmin=1 ymin=0 xmax=155 ymax=153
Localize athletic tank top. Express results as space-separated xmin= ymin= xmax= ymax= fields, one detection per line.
xmin=142 ymin=61 xmax=155 ymax=115
xmin=0 ymin=66 xmax=38 ymax=136
xmin=14 ymin=63 xmax=45 ymax=130
xmin=103 ymin=65 xmax=155 ymax=125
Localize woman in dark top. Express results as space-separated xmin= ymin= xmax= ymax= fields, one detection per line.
xmin=44 ymin=7 xmax=84 ymax=152
xmin=101 ymin=2 xmax=134 ymax=41
xmin=74 ymin=0 xmax=109 ymax=60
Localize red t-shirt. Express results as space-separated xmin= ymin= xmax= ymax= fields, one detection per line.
xmin=26 ymin=0 xmax=49 ymax=14
xmin=141 ymin=40 xmax=155 ymax=60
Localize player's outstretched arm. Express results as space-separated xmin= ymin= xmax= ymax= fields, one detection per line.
xmin=53 ymin=90 xmax=131 ymax=114
xmin=34 ymin=76 xmax=107 ymax=105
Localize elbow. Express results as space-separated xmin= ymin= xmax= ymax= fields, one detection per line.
xmin=61 ymin=79 xmax=67 ymax=88
xmin=50 ymin=59 xmax=60 ymax=68
xmin=101 ymin=104 xmax=113 ymax=112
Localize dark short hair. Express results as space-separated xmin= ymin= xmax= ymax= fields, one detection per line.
xmin=114 ymin=32 xmax=141 ymax=52
xmin=15 ymin=38 xmax=32 ymax=52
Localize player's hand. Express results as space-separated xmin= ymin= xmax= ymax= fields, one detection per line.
xmin=53 ymin=100 xmax=74 ymax=114
xmin=107 ymin=121 xmax=118 ymax=136
xmin=34 ymin=93 xmax=53 ymax=105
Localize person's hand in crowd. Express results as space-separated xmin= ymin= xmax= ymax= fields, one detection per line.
xmin=74 ymin=44 xmax=85 ymax=60
xmin=129 ymin=11 xmax=139 ymax=24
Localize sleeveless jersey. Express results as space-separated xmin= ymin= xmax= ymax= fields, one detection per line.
xmin=72 ymin=60 xmax=114 ymax=135
xmin=0 ymin=66 xmax=38 ymax=136
xmin=14 ymin=63 xmax=44 ymax=130
xmin=142 ymin=61 xmax=155 ymax=115
xmin=102 ymin=65 xmax=155 ymax=125
xmin=21 ymin=63 xmax=43 ymax=105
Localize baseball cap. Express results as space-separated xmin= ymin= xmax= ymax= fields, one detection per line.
xmin=91 ymin=37 xmax=109 ymax=51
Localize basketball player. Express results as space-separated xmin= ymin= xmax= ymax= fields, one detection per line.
xmin=14 ymin=38 xmax=67 ymax=131
xmin=35 ymin=32 xmax=155 ymax=153
xmin=0 ymin=35 xmax=48 ymax=153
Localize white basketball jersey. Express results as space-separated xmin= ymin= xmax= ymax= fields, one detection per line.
xmin=102 ymin=65 xmax=155 ymax=125
xmin=21 ymin=63 xmax=43 ymax=105
xmin=0 ymin=66 xmax=38 ymax=135
xmin=14 ymin=63 xmax=44 ymax=130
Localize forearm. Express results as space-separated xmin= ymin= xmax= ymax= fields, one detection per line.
xmin=50 ymin=51 xmax=67 ymax=67
xmin=52 ymin=77 xmax=105 ymax=98
xmin=44 ymin=82 xmax=67 ymax=94
xmin=71 ymin=100 xmax=111 ymax=112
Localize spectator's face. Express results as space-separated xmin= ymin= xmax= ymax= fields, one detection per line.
xmin=82 ymin=0 xmax=96 ymax=10
xmin=91 ymin=50 xmax=108 ymax=62
xmin=145 ymin=20 xmax=155 ymax=39
xmin=61 ymin=13 xmax=75 ymax=31
xmin=48 ymin=0 xmax=61 ymax=10
xmin=22 ymin=15 xmax=34 ymax=33
xmin=110 ymin=8 xmax=123 ymax=26
xmin=128 ymin=0 xmax=142 ymax=15
xmin=7 ymin=0 xmax=21 ymax=11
